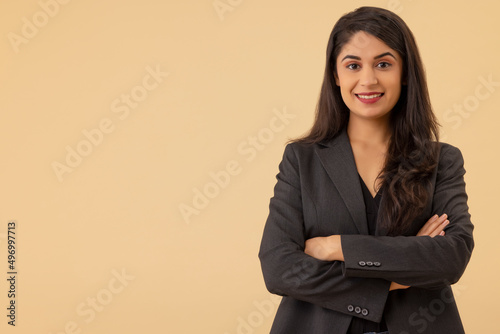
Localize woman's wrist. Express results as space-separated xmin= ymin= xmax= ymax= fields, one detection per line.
xmin=329 ymin=235 xmax=344 ymax=261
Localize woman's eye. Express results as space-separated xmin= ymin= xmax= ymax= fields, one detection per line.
xmin=347 ymin=64 xmax=360 ymax=70
xmin=377 ymin=62 xmax=391 ymax=69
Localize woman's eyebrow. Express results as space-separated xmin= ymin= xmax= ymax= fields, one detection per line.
xmin=341 ymin=52 xmax=397 ymax=62
xmin=374 ymin=52 xmax=397 ymax=60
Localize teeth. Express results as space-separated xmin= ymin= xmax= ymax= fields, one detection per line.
xmin=357 ymin=93 xmax=383 ymax=99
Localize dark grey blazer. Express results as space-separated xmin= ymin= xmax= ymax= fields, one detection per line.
xmin=258 ymin=130 xmax=474 ymax=334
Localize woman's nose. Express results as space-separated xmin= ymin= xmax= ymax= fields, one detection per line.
xmin=360 ymin=68 xmax=378 ymax=86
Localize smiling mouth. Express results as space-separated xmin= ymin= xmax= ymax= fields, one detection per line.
xmin=355 ymin=93 xmax=384 ymax=99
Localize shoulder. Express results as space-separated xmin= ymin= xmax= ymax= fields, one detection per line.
xmin=436 ymin=142 xmax=466 ymax=177
xmin=438 ymin=142 xmax=465 ymax=165
xmin=284 ymin=131 xmax=347 ymax=158
xmin=283 ymin=140 xmax=316 ymax=156
xmin=277 ymin=142 xmax=317 ymax=172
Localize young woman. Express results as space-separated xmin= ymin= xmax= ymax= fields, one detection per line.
xmin=258 ymin=6 xmax=474 ymax=334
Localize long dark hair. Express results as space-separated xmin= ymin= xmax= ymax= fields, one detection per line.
xmin=294 ymin=6 xmax=440 ymax=235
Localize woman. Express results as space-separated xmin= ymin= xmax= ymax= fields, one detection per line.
xmin=258 ymin=6 xmax=474 ymax=334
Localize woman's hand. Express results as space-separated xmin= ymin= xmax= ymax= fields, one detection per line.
xmin=304 ymin=235 xmax=343 ymax=261
xmin=417 ymin=213 xmax=449 ymax=237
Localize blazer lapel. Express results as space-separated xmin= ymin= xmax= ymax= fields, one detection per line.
xmin=314 ymin=129 xmax=369 ymax=235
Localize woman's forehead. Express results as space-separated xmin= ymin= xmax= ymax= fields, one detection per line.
xmin=338 ymin=31 xmax=400 ymax=60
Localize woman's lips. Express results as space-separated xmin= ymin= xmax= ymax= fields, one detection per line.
xmin=355 ymin=92 xmax=384 ymax=104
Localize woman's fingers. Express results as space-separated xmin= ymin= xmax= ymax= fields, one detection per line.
xmin=417 ymin=213 xmax=449 ymax=237
xmin=428 ymin=215 xmax=448 ymax=237
xmin=429 ymin=219 xmax=449 ymax=237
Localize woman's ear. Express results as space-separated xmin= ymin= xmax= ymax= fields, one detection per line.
xmin=334 ymin=72 xmax=340 ymax=86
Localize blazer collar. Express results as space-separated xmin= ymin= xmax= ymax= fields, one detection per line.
xmin=314 ymin=129 xmax=369 ymax=235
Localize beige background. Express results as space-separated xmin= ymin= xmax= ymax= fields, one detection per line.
xmin=0 ymin=0 xmax=498 ymax=333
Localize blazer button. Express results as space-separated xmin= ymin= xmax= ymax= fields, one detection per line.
xmin=373 ymin=262 xmax=381 ymax=267
xmin=354 ymin=306 xmax=361 ymax=314
xmin=347 ymin=305 xmax=354 ymax=312
xmin=366 ymin=261 xmax=373 ymax=267
xmin=362 ymin=308 xmax=369 ymax=316
xmin=358 ymin=261 xmax=366 ymax=267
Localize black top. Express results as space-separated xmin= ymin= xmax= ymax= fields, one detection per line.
xmin=347 ymin=175 xmax=388 ymax=333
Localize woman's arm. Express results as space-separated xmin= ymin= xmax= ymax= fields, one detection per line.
xmin=305 ymin=213 xmax=450 ymax=290
xmin=259 ymin=143 xmax=391 ymax=323
xmin=304 ymin=213 xmax=449 ymax=262
xmin=312 ymin=144 xmax=473 ymax=289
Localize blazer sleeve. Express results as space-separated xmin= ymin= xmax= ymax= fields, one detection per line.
xmin=341 ymin=144 xmax=474 ymax=289
xmin=259 ymin=143 xmax=391 ymax=323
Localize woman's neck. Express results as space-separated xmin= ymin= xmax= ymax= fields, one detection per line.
xmin=347 ymin=114 xmax=391 ymax=147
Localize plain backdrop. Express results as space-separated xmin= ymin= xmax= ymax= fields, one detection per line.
xmin=1 ymin=0 xmax=499 ymax=333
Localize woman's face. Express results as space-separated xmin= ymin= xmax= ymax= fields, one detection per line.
xmin=335 ymin=31 xmax=404 ymax=122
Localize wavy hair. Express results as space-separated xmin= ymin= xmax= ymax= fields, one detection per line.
xmin=294 ymin=6 xmax=440 ymax=235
